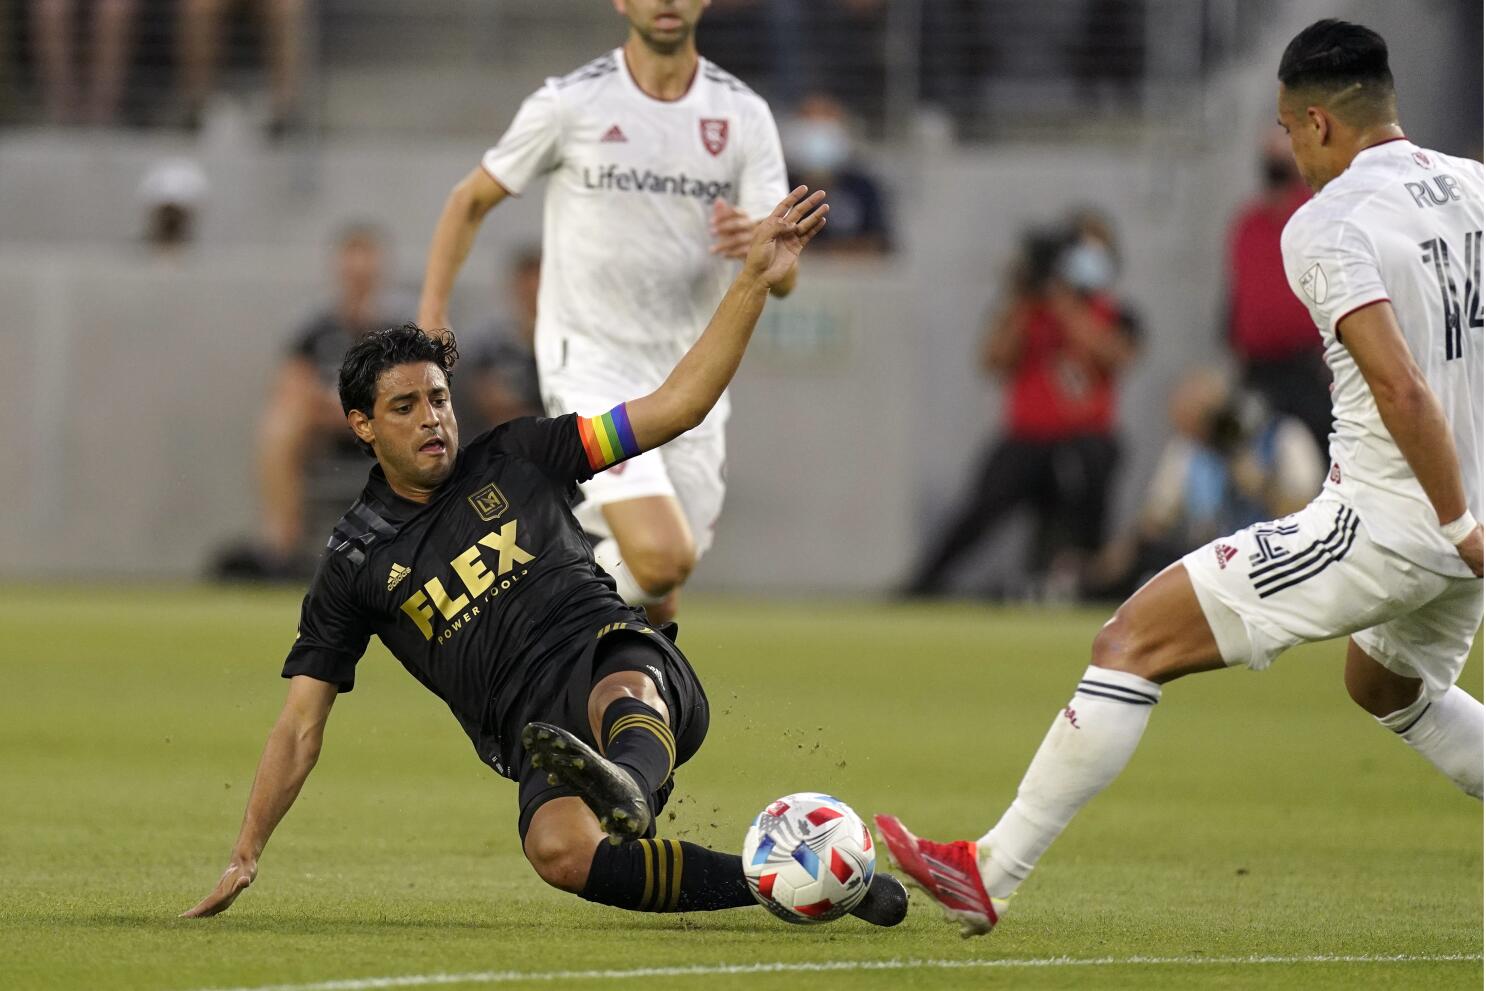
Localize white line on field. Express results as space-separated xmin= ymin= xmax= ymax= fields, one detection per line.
xmin=178 ymin=952 xmax=1483 ymax=991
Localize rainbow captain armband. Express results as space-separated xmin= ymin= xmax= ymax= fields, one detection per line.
xmin=578 ymin=403 xmax=641 ymax=471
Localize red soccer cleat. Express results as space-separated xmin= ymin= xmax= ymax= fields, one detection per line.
xmin=873 ymin=814 xmax=1008 ymax=937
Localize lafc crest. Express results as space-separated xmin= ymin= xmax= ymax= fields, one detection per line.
xmin=468 ymin=482 xmax=509 ymax=522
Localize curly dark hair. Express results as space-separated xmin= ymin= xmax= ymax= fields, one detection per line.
xmin=338 ymin=324 xmax=459 ymax=456
xmin=1278 ymin=19 xmax=1393 ymax=122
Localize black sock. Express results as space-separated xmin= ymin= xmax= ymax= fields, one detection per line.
xmin=578 ymin=838 xmax=754 ymax=912
xmin=601 ymin=698 xmax=675 ymax=796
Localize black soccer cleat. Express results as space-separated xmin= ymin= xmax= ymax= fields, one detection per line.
xmin=849 ymin=871 xmax=910 ymax=927
xmin=521 ymin=722 xmax=652 ymax=843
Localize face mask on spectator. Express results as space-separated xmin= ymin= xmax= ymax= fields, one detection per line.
xmin=1058 ymin=242 xmax=1116 ymax=292
xmin=787 ymin=120 xmax=851 ymax=174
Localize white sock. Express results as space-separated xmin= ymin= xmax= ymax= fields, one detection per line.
xmin=978 ymin=665 xmax=1161 ymax=898
xmin=592 ymin=538 xmax=662 ymax=606
xmin=1377 ymin=686 xmax=1483 ymax=799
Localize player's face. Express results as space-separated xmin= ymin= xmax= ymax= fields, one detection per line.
xmin=1276 ymin=86 xmax=1329 ymax=192
xmin=616 ymin=0 xmax=709 ymax=54
xmin=362 ymin=362 xmax=459 ymax=493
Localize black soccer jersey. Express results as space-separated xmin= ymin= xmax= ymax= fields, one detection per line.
xmin=282 ymin=413 xmax=646 ymax=777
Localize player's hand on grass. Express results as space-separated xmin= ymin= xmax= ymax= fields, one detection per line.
xmin=1455 ymin=523 xmax=1483 ymax=577
xmin=743 ymin=186 xmax=828 ymax=288
xmin=709 ymin=198 xmax=757 ymax=259
xmin=181 ymin=856 xmax=257 ymax=918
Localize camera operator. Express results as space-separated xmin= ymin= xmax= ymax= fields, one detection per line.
xmin=905 ymin=208 xmax=1139 ymax=599
xmin=1087 ymin=368 xmax=1324 ymax=599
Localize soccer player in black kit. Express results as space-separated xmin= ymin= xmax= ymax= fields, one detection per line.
xmin=182 ymin=187 xmax=907 ymax=926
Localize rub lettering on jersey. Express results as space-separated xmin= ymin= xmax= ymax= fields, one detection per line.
xmin=400 ymin=520 xmax=535 ymax=640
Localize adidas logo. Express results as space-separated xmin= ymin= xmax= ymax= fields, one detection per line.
xmin=601 ymin=124 xmax=627 ymax=143
xmin=387 ymin=563 xmax=412 ymax=592
xmin=1214 ymin=544 xmax=1237 ymax=570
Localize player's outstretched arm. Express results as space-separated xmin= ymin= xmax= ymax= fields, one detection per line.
xmin=710 ymin=198 xmax=798 ymax=297
xmin=181 ymin=676 xmax=337 ymax=918
xmin=1341 ymin=301 xmax=1482 ymax=575
xmin=417 ymin=167 xmax=510 ymax=332
xmin=625 ymin=186 xmax=828 ymax=452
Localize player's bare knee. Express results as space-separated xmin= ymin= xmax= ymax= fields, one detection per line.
xmin=644 ymin=591 xmax=679 ymax=626
xmin=1090 ymin=610 xmax=1165 ymax=682
xmin=626 ymin=543 xmax=695 ymax=598
xmin=523 ymin=830 xmax=594 ymax=894
xmin=1344 ymin=653 xmax=1421 ymax=718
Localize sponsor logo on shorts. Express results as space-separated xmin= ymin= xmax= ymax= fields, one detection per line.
xmin=1215 ymin=544 xmax=1237 ymax=569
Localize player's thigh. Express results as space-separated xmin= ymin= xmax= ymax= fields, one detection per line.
xmin=1181 ymin=498 xmax=1441 ymax=673
xmin=656 ymin=405 xmax=729 ymax=559
xmin=1353 ymin=574 xmax=1482 ymax=701
xmin=1095 ymin=561 xmax=1226 ymax=682
xmin=599 ymin=495 xmax=696 ymax=571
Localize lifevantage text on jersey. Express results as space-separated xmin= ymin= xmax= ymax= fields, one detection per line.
xmin=399 ymin=521 xmax=536 ymax=642
xmin=582 ymin=164 xmax=735 ymax=202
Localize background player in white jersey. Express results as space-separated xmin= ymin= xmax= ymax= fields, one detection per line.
xmin=418 ymin=0 xmax=791 ymax=623
xmin=876 ymin=19 xmax=1484 ymax=937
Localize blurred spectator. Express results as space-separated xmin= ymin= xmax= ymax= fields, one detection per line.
xmin=1225 ymin=127 xmax=1330 ymax=450
xmin=138 ymin=156 xmax=207 ymax=251
xmin=698 ymin=0 xmax=803 ymax=106
xmin=1086 ymin=369 xmax=1324 ymax=599
xmin=783 ymin=92 xmax=891 ymax=256
xmin=701 ymin=1 xmax=882 ymax=125
xmin=178 ymin=0 xmax=305 ymax=135
xmin=904 ymin=208 xmax=1139 ymax=600
xmin=31 ymin=0 xmax=139 ymax=124
xmin=462 ymin=247 xmax=543 ymax=430
xmin=215 ymin=223 xmax=409 ymax=579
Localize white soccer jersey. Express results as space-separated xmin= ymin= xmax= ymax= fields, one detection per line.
xmin=1281 ymin=139 xmax=1484 ymax=577
xmin=482 ymin=49 xmax=789 ymax=351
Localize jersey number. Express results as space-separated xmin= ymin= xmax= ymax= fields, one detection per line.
xmin=1420 ymin=230 xmax=1483 ymax=360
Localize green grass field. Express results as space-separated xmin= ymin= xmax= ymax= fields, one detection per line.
xmin=1 ymin=585 xmax=1480 ymax=990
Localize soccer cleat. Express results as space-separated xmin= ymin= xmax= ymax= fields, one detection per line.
xmin=848 ymin=871 xmax=910 ymax=927
xmin=873 ymin=814 xmax=1008 ymax=937
xmin=522 ymin=722 xmax=652 ymax=843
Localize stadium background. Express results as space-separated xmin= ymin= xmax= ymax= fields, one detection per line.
xmin=1 ymin=3 xmax=1483 ymax=989
xmin=1 ymin=0 xmax=1479 ymax=592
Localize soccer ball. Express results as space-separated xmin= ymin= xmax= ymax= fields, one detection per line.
xmin=741 ymin=792 xmax=875 ymax=923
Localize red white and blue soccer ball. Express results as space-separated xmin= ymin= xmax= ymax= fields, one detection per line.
xmin=741 ymin=792 xmax=875 ymax=923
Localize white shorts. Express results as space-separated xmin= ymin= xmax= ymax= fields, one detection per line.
xmin=1182 ymin=495 xmax=1482 ymax=700
xmin=537 ymin=332 xmax=729 ymax=558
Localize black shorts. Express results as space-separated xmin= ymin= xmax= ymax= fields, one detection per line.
xmin=514 ymin=623 xmax=709 ymax=838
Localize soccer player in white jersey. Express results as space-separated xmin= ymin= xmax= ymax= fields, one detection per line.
xmin=418 ymin=0 xmax=791 ymax=623
xmin=877 ymin=19 xmax=1484 ymax=936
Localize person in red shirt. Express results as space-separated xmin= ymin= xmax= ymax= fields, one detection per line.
xmin=1224 ymin=128 xmax=1331 ymax=449
xmin=905 ymin=209 xmax=1139 ymax=598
